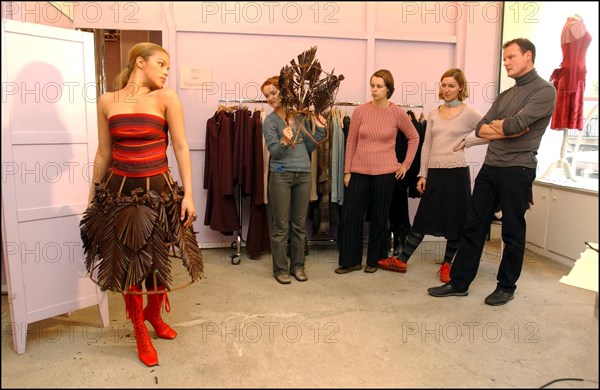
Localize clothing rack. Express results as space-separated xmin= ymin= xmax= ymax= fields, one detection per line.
xmin=334 ymin=101 xmax=362 ymax=106
xmin=399 ymin=103 xmax=424 ymax=109
xmin=218 ymin=99 xmax=423 ymax=108
xmin=218 ymin=98 xmax=266 ymax=104
xmin=217 ymin=98 xmax=263 ymax=264
xmin=334 ymin=101 xmax=424 ymax=109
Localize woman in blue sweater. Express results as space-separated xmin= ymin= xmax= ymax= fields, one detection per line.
xmin=261 ymin=76 xmax=327 ymax=284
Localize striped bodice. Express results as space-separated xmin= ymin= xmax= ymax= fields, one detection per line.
xmin=108 ymin=113 xmax=169 ymax=177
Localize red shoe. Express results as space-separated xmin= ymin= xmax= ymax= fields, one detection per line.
xmin=377 ymin=257 xmax=407 ymax=273
xmin=438 ymin=262 xmax=451 ymax=283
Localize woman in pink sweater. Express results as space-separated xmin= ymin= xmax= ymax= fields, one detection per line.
xmin=335 ymin=69 xmax=419 ymax=274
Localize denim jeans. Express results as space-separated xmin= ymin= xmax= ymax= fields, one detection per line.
xmin=267 ymin=171 xmax=312 ymax=275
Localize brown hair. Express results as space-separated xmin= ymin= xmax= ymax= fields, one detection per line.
xmin=438 ymin=68 xmax=469 ymax=101
xmin=115 ymin=42 xmax=169 ymax=90
xmin=261 ymin=76 xmax=280 ymax=92
xmin=503 ymin=38 xmax=536 ymax=63
xmin=371 ymin=69 xmax=395 ymax=99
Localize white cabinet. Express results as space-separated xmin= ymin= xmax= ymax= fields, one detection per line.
xmin=526 ymin=182 xmax=598 ymax=261
xmin=526 ymin=186 xmax=550 ymax=248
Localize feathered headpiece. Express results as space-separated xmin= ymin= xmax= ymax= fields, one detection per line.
xmin=279 ymin=46 xmax=344 ymax=146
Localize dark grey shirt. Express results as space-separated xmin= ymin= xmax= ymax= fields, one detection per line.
xmin=476 ymin=69 xmax=556 ymax=169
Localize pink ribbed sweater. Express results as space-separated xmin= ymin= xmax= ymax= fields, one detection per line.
xmin=344 ymin=101 xmax=419 ymax=175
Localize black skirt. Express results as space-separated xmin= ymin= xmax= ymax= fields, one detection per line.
xmin=79 ymin=170 xmax=204 ymax=292
xmin=411 ymin=167 xmax=471 ymax=240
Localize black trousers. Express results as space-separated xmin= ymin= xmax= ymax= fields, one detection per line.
xmin=389 ymin=177 xmax=411 ymax=239
xmin=450 ymin=165 xmax=535 ymax=293
xmin=338 ymin=173 xmax=396 ymax=267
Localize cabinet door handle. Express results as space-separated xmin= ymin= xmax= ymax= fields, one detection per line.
xmin=541 ymin=194 xmax=547 ymax=199
xmin=552 ymin=196 xmax=558 ymax=201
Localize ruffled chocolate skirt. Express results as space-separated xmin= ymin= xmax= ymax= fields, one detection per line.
xmin=80 ymin=170 xmax=204 ymax=292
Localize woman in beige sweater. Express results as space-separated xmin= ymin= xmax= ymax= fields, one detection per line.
xmin=379 ymin=68 xmax=485 ymax=282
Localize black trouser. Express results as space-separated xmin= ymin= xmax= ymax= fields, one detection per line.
xmin=389 ymin=177 xmax=411 ymax=248
xmin=450 ymin=165 xmax=535 ymax=293
xmin=338 ymin=173 xmax=396 ymax=268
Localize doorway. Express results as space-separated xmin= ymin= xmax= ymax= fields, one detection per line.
xmin=76 ymin=29 xmax=162 ymax=96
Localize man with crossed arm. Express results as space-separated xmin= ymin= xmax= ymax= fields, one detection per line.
xmin=427 ymin=38 xmax=557 ymax=306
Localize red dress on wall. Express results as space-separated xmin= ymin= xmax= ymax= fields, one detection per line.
xmin=550 ymin=16 xmax=592 ymax=130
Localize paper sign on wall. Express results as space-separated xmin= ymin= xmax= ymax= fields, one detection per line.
xmin=180 ymin=66 xmax=212 ymax=89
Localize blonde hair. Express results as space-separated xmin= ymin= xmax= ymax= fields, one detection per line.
xmin=438 ymin=68 xmax=469 ymax=101
xmin=115 ymin=42 xmax=169 ymax=90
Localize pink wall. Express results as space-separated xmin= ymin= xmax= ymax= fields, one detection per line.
xmin=167 ymin=2 xmax=503 ymax=246
xmin=4 ymin=1 xmax=503 ymax=247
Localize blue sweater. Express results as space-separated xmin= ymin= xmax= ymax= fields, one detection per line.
xmin=263 ymin=112 xmax=325 ymax=173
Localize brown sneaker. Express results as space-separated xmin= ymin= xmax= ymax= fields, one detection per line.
xmin=275 ymin=273 xmax=291 ymax=284
xmin=292 ymin=269 xmax=308 ymax=282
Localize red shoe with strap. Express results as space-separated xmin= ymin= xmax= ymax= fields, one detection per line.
xmin=438 ymin=262 xmax=451 ymax=283
xmin=377 ymin=257 xmax=407 ymax=273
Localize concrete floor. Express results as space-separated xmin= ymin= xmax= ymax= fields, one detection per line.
xmin=2 ymin=240 xmax=598 ymax=388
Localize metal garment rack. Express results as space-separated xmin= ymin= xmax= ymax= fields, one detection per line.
xmin=333 ymin=100 xmax=362 ymax=106
xmin=218 ymin=98 xmax=267 ymax=105
xmin=217 ymin=98 xmax=266 ymax=264
xmin=334 ymin=101 xmax=424 ymax=108
xmin=399 ymin=103 xmax=424 ymax=109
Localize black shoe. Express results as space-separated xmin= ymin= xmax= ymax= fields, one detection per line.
xmin=427 ymin=283 xmax=468 ymax=297
xmin=335 ymin=264 xmax=362 ymax=274
xmin=484 ymin=287 xmax=514 ymax=306
xmin=292 ymin=269 xmax=308 ymax=282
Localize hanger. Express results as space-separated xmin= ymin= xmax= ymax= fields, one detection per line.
xmin=217 ymin=104 xmax=239 ymax=113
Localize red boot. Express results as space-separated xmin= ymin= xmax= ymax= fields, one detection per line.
xmin=144 ymin=285 xmax=177 ymax=339
xmin=123 ymin=286 xmax=158 ymax=367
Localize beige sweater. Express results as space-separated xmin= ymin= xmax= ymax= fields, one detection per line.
xmin=418 ymin=104 xmax=487 ymax=178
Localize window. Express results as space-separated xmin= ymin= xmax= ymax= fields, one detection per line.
xmin=501 ymin=2 xmax=598 ymax=191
